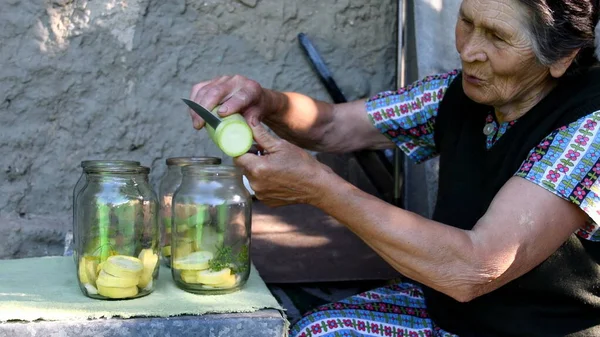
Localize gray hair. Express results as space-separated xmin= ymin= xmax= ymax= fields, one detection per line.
xmin=515 ymin=0 xmax=599 ymax=71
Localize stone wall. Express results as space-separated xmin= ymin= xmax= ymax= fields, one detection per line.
xmin=0 ymin=0 xmax=397 ymax=258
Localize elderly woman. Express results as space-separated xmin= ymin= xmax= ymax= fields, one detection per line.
xmin=188 ymin=0 xmax=600 ymax=335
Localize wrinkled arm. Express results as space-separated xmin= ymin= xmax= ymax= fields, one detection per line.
xmin=310 ymin=174 xmax=586 ymax=302
xmin=264 ymin=91 xmax=393 ymax=152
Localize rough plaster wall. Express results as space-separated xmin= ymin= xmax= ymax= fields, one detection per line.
xmin=0 ymin=0 xmax=397 ymax=258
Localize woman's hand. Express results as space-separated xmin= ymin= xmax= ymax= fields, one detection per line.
xmin=189 ymin=75 xmax=277 ymax=130
xmin=189 ymin=75 xmax=392 ymax=154
xmin=234 ymin=118 xmax=334 ymax=208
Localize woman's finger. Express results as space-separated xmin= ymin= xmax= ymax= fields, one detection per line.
xmin=188 ymin=80 xmax=212 ymax=129
xmin=260 ymin=199 xmax=288 ymax=208
xmin=188 ymin=76 xmax=229 ymax=129
xmin=233 ymin=152 xmax=260 ymax=173
xmin=193 ymin=75 xmax=233 ymax=111
xmin=249 ymin=122 xmax=280 ymax=152
xmin=247 ymin=143 xmax=265 ymax=155
xmin=216 ymin=78 xmax=262 ymax=117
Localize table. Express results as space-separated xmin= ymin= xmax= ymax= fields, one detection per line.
xmin=0 ymin=310 xmax=286 ymax=337
xmin=0 ymin=257 xmax=287 ymax=337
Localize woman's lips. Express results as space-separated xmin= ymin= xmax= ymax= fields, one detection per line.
xmin=464 ymin=74 xmax=483 ymax=85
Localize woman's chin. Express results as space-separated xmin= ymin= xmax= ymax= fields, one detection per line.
xmin=463 ymin=81 xmax=492 ymax=106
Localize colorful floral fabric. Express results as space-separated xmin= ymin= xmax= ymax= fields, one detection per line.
xmin=516 ymin=111 xmax=600 ymax=241
xmin=365 ymin=70 xmax=522 ymax=160
xmin=289 ymin=282 xmax=458 ymax=337
xmin=483 ymin=113 xmax=518 ymax=150
xmin=365 ymin=70 xmax=460 ymax=163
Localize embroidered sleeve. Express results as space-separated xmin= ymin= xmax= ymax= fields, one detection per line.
xmin=365 ymin=70 xmax=460 ymax=163
xmin=515 ymin=111 xmax=600 ymax=241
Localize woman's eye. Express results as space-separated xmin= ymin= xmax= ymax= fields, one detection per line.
xmin=461 ymin=18 xmax=473 ymax=25
xmin=492 ymin=34 xmax=504 ymax=42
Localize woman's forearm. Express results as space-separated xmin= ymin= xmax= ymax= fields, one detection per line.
xmin=311 ymin=170 xmax=487 ymax=302
xmin=263 ymin=90 xmax=390 ymax=153
xmin=262 ymin=90 xmax=336 ymax=152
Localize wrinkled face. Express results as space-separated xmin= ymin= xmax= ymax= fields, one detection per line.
xmin=455 ymin=0 xmax=552 ymax=107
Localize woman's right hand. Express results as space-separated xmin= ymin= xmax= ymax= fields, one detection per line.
xmin=188 ymin=75 xmax=276 ymax=130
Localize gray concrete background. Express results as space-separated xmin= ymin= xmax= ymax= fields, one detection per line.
xmin=0 ymin=0 xmax=398 ymax=258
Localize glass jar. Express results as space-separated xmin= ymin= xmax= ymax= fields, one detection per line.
xmin=72 ymin=160 xmax=140 ymax=263
xmin=171 ymin=165 xmax=251 ymax=294
xmin=75 ymin=164 xmax=159 ymax=300
xmin=158 ymin=157 xmax=221 ymax=267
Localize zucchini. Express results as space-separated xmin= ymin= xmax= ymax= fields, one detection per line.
xmin=205 ymin=110 xmax=253 ymax=157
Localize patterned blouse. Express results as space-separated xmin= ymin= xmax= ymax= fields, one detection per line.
xmin=365 ymin=70 xmax=600 ymax=242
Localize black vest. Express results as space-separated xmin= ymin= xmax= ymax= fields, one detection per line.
xmin=428 ymin=68 xmax=600 ymax=337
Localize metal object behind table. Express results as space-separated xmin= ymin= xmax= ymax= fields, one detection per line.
xmin=297 ymin=33 xmax=398 ymax=205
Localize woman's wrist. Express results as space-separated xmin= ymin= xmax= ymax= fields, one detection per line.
xmin=262 ymin=89 xmax=288 ymax=122
xmin=307 ymin=164 xmax=349 ymax=209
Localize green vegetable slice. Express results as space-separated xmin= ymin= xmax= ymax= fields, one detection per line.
xmin=206 ymin=112 xmax=253 ymax=157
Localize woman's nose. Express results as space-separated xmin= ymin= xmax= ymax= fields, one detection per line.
xmin=460 ymin=35 xmax=488 ymax=63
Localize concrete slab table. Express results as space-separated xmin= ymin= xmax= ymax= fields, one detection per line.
xmin=0 ymin=310 xmax=287 ymax=337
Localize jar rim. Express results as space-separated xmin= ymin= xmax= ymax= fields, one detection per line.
xmin=137 ymin=166 xmax=150 ymax=174
xmin=181 ymin=164 xmax=240 ymax=176
xmin=81 ymin=160 xmax=140 ymax=168
xmin=166 ymin=157 xmax=222 ymax=166
xmin=84 ymin=166 xmax=142 ymax=174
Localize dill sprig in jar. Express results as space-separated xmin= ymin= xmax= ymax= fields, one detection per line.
xmin=171 ymin=165 xmax=251 ymax=294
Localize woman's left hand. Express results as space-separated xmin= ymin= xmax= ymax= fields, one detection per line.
xmin=234 ymin=118 xmax=334 ymax=208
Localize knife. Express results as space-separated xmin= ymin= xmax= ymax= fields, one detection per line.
xmin=181 ymin=98 xmax=222 ymax=129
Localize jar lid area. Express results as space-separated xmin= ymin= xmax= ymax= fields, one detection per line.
xmin=84 ymin=166 xmax=141 ymax=174
xmin=81 ymin=160 xmax=140 ymax=168
xmin=137 ymin=166 xmax=151 ymax=174
xmin=166 ymin=157 xmax=222 ymax=166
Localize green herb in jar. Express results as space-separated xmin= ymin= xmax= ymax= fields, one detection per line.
xmin=209 ymin=244 xmax=249 ymax=274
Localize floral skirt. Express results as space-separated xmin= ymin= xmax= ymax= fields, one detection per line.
xmin=289 ymin=281 xmax=459 ymax=337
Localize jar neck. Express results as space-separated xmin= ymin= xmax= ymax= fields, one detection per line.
xmin=167 ymin=166 xmax=183 ymax=173
xmin=181 ymin=165 xmax=241 ymax=179
xmin=166 ymin=157 xmax=221 ymax=166
xmin=86 ymin=173 xmax=138 ymax=182
xmin=132 ymin=173 xmax=149 ymax=181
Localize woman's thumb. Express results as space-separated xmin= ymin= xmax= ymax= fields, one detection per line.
xmin=249 ymin=119 xmax=279 ymax=150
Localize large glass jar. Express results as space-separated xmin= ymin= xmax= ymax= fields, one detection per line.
xmin=171 ymin=165 xmax=251 ymax=294
xmin=75 ymin=164 xmax=159 ymax=300
xmin=72 ymin=160 xmax=140 ymax=263
xmin=158 ymin=157 xmax=221 ymax=267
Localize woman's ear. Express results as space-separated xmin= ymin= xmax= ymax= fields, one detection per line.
xmin=549 ymin=49 xmax=580 ymax=78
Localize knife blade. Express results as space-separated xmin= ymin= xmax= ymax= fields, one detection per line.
xmin=181 ymin=98 xmax=222 ymax=129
